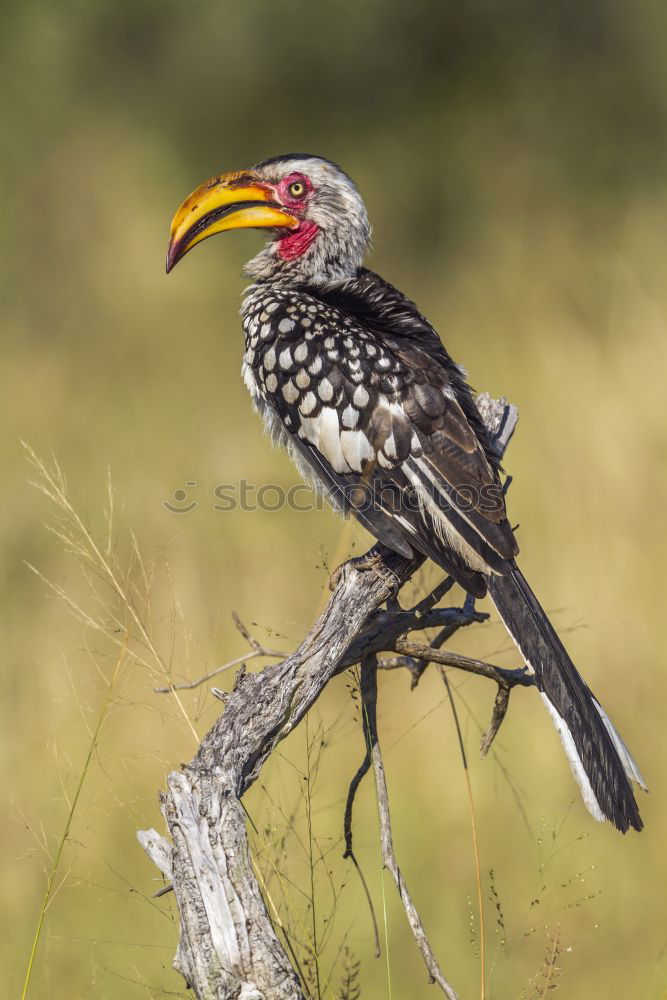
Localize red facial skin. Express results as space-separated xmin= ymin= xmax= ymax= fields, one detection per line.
xmin=277 ymin=221 xmax=319 ymax=260
xmin=274 ymin=172 xmax=319 ymax=260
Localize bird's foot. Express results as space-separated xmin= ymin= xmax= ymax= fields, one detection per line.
xmin=329 ymin=548 xmax=400 ymax=595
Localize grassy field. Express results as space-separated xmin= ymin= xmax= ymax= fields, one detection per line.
xmin=3 ymin=3 xmax=667 ymax=997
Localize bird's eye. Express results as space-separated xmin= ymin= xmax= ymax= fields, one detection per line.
xmin=288 ymin=180 xmax=306 ymax=199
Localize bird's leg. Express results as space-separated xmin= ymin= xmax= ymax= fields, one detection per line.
xmin=463 ymin=592 xmax=477 ymax=616
xmin=329 ymin=544 xmax=401 ymax=595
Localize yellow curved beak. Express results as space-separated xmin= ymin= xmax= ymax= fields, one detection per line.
xmin=166 ymin=170 xmax=298 ymax=272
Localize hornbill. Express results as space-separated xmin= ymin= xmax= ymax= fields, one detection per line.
xmin=166 ymin=153 xmax=646 ymax=832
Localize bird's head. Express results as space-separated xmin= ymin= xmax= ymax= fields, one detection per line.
xmin=166 ymin=154 xmax=370 ymax=286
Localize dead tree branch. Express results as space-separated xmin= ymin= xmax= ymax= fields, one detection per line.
xmin=138 ymin=394 xmax=522 ymax=999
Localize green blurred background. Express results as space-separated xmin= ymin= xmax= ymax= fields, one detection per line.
xmin=3 ymin=1 xmax=667 ymax=997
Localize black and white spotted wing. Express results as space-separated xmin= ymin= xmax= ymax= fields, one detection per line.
xmin=241 ymin=272 xmax=518 ymax=593
xmin=240 ymin=270 xmax=645 ymax=832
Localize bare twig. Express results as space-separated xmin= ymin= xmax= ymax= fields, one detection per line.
xmin=479 ymin=685 xmax=511 ymax=757
xmin=360 ymin=656 xmax=460 ymax=999
xmin=390 ymin=639 xmax=532 ymax=690
xmin=373 ymin=592 xmax=487 ymax=688
xmin=342 ymin=670 xmax=381 ymax=959
xmin=154 ymin=613 xmax=287 ymax=692
xmin=438 ymin=666 xmax=486 ymax=998
xmin=389 ymin=638 xmax=533 ymax=755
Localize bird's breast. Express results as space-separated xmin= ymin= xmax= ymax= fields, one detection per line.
xmin=239 ymin=284 xmax=411 ymax=478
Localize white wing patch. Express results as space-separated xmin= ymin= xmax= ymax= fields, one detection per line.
xmin=297 ymin=406 xmax=376 ymax=474
xmin=318 ymin=407 xmax=346 ymax=472
xmin=340 ymin=429 xmax=375 ymax=472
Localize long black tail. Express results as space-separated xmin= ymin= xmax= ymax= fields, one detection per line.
xmin=488 ymin=567 xmax=646 ymax=833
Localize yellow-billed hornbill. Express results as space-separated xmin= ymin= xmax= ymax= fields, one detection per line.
xmin=166 ymin=154 xmax=646 ymax=832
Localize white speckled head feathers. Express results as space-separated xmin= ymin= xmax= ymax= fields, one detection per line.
xmin=244 ymin=155 xmax=371 ymax=286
